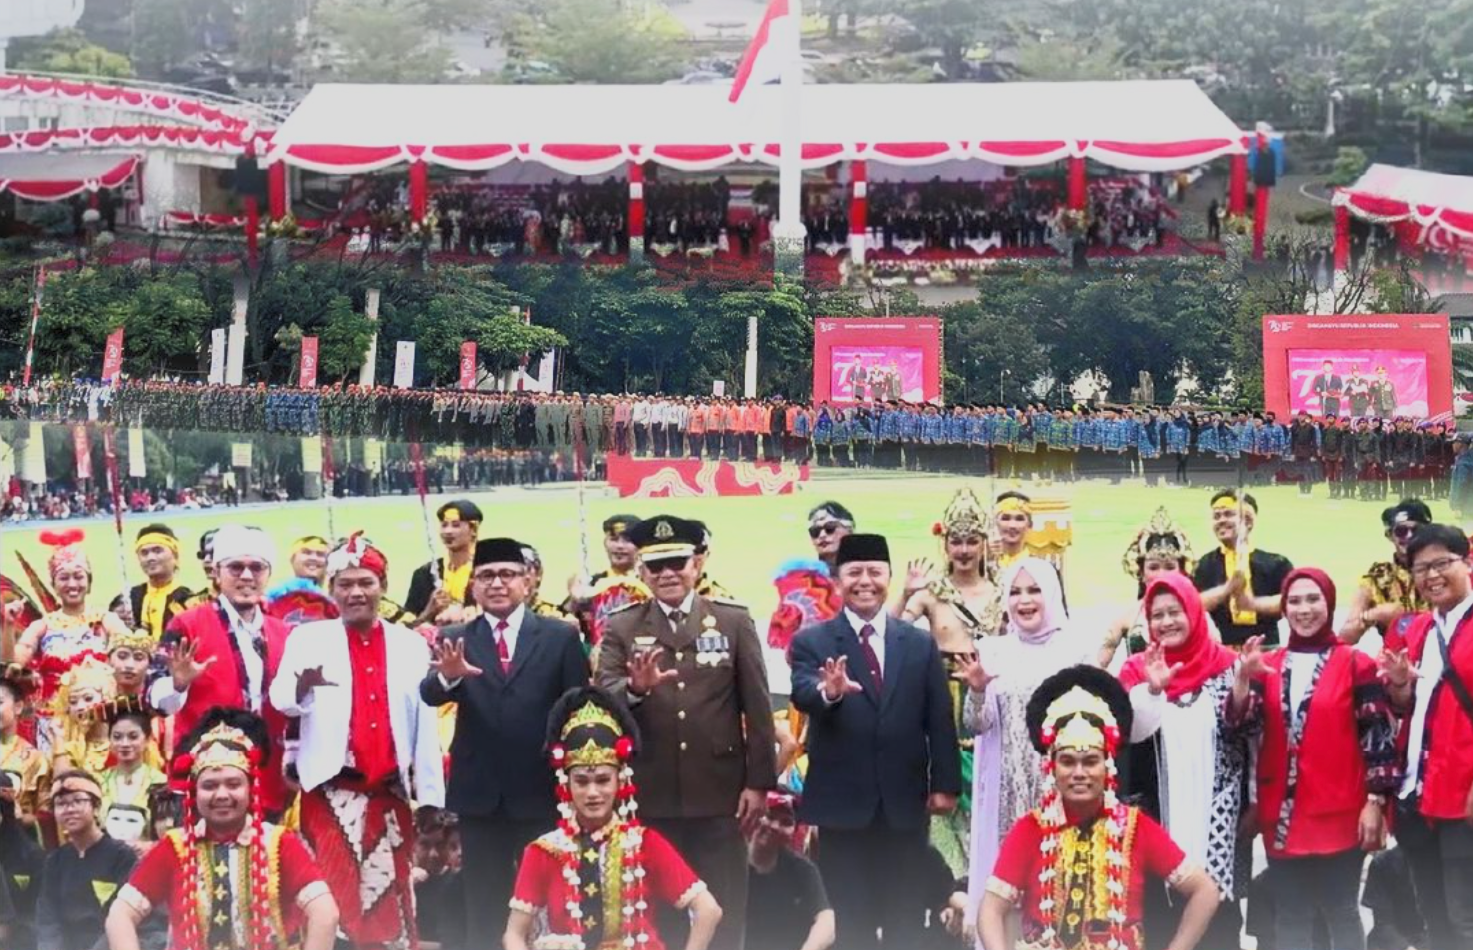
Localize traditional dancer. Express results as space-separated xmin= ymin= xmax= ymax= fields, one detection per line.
xmin=0 ymin=664 xmax=47 ymax=827
xmin=15 ymin=531 xmax=128 ymax=752
xmin=505 ymin=686 xmax=722 ymax=950
xmin=125 ymin=525 xmax=194 ymax=641
xmin=49 ymin=657 xmax=117 ymax=776
xmin=1193 ymin=490 xmax=1293 ymax=648
xmin=978 ymin=665 xmax=1219 ymax=950
xmin=96 ymin=698 xmax=167 ymax=848
xmin=406 ymin=500 xmax=482 ymax=626
xmin=1101 ymin=508 xmax=1197 ymax=667
xmin=36 ymin=769 xmax=141 ymax=950
xmin=271 ymin=533 xmax=444 ymax=950
xmin=767 ymin=502 xmax=852 ymax=654
xmin=105 ymin=708 xmax=339 ymax=950
xmin=1339 ymin=499 xmax=1431 ymax=644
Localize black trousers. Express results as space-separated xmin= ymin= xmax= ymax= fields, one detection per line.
xmin=458 ymin=814 xmax=546 ymax=947
xmin=815 ymin=823 xmax=929 ymax=950
xmin=647 ymin=816 xmax=749 ymax=950
xmin=1395 ymin=799 xmax=1473 ymax=950
xmin=1265 ymin=850 xmax=1367 ymax=950
xmin=1144 ymin=880 xmax=1243 ymax=950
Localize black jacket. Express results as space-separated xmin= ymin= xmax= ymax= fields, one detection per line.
xmin=421 ymin=611 xmax=589 ymax=820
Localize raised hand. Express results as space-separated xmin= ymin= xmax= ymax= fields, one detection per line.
xmin=1378 ymin=649 xmax=1419 ymax=690
xmin=1141 ymin=641 xmax=1183 ymax=695
xmin=432 ymin=637 xmax=484 ymax=681
xmin=820 ymin=656 xmax=863 ymax=702
xmin=952 ymin=653 xmax=996 ymax=694
xmin=1238 ymin=636 xmax=1271 ymax=681
xmin=295 ymin=665 xmax=338 ymax=704
xmin=169 ymin=638 xmax=216 ymax=692
xmin=628 ymin=647 xmax=679 ymax=696
xmin=904 ymin=558 xmax=935 ymax=594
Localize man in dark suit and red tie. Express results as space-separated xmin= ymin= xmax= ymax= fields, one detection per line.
xmin=421 ymin=537 xmax=590 ymax=945
xmin=789 ymin=532 xmax=962 ymax=950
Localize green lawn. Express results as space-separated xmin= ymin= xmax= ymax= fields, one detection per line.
xmin=0 ymin=473 xmax=1421 ymax=627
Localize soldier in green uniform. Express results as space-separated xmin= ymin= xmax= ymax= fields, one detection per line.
xmin=595 ymin=514 xmax=777 ymax=950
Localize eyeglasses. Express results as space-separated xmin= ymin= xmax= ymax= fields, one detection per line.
xmin=1411 ymin=556 xmax=1464 ymax=579
xmin=53 ymin=794 xmax=96 ymax=811
xmin=808 ymin=522 xmax=847 ymax=539
xmin=644 ymin=557 xmax=690 ymax=574
xmin=220 ymin=560 xmax=269 ymax=577
xmin=474 ymin=569 xmax=527 ymax=584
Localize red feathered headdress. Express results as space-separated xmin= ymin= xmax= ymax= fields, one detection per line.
xmin=39 ymin=528 xmax=89 ymax=580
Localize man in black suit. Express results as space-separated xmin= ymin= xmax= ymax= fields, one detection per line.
xmin=422 ymin=536 xmax=589 ymax=944
xmin=789 ymin=533 xmax=961 ymax=950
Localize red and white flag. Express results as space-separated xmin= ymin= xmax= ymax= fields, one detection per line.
xmin=101 ymin=327 xmax=126 ymax=385
xmin=300 ymin=336 xmax=319 ymax=388
xmin=729 ymin=0 xmax=792 ymax=104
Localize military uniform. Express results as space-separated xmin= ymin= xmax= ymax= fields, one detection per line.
xmin=595 ymin=516 xmax=777 ymax=950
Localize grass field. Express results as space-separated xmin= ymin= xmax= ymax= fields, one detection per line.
xmin=0 ymin=471 xmax=1433 ymax=633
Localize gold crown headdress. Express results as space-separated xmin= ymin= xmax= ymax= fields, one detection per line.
xmin=187 ymin=722 xmax=258 ymax=777
xmin=109 ymin=627 xmax=155 ymax=654
xmin=547 ymin=688 xmax=640 ymax=825
xmin=1040 ymin=686 xmax=1120 ymax=754
xmin=1121 ymin=506 xmax=1193 ymax=579
xmin=53 ymin=656 xmax=118 ymax=720
xmin=932 ymin=488 xmax=991 ymax=539
xmin=556 ymin=701 xmax=628 ymax=769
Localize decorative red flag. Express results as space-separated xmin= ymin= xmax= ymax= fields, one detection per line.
xmin=300 ymin=335 xmax=319 ymax=388
xmin=729 ymin=0 xmax=791 ymax=104
xmin=101 ymin=327 xmax=125 ymax=385
xmin=459 ymin=341 xmax=477 ymax=390
xmin=72 ymin=426 xmax=92 ymax=481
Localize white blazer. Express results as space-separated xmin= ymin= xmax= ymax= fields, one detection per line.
xmin=270 ymin=619 xmax=445 ymax=808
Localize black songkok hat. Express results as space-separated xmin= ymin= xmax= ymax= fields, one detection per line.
xmin=835 ymin=533 xmax=890 ymax=567
xmin=474 ymin=538 xmax=527 ymax=567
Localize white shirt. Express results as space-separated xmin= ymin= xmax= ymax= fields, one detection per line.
xmin=658 ymin=592 xmax=697 ymax=628
xmin=150 ymin=597 xmax=265 ymax=715
xmin=1400 ymin=593 xmax=1473 ymax=799
xmin=1285 ymin=651 xmax=1320 ymax=717
xmin=844 ymin=608 xmax=887 ymax=676
xmin=633 ymin=400 xmax=652 ymax=424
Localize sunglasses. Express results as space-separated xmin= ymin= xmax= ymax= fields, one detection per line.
xmin=644 ymin=557 xmax=691 ymax=574
xmin=808 ymin=522 xmax=847 ymax=539
xmin=1388 ymin=523 xmax=1421 ymax=541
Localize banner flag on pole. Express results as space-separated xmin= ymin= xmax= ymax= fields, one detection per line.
xmin=393 ymin=341 xmax=416 ymax=389
xmin=459 ymin=341 xmax=478 ymax=390
xmin=209 ymin=328 xmax=227 ymax=384
xmin=72 ymin=426 xmax=92 ymax=481
xmin=729 ymin=0 xmax=791 ymax=103
xmin=101 ymin=327 xmax=126 ymax=386
xmin=300 ymin=336 xmax=319 ymax=389
xmin=22 ymin=266 xmax=46 ymax=386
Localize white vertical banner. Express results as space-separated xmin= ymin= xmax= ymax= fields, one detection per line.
xmin=127 ymin=427 xmax=146 ymax=478
xmin=209 ymin=328 xmax=227 ymax=384
xmin=534 ymin=348 xmax=556 ymax=391
xmin=359 ymin=288 xmax=381 ymax=387
xmin=393 ymin=341 xmax=416 ymax=389
xmin=21 ymin=421 xmax=48 ymax=484
xmin=226 ymin=321 xmax=247 ymax=386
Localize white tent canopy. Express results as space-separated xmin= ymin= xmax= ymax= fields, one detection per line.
xmin=266 ymin=80 xmax=1248 ymax=176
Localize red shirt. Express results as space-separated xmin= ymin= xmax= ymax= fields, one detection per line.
xmin=1388 ymin=610 xmax=1473 ymax=820
xmin=346 ymin=622 xmax=397 ymax=788
xmin=989 ymin=806 xmax=1187 ymax=950
xmin=512 ymin=824 xmax=702 ymax=950
xmin=119 ymin=823 xmax=327 ymax=948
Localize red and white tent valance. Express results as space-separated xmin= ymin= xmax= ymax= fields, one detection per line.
xmin=0 ymin=75 xmax=256 ymax=134
xmin=1334 ymin=164 xmax=1473 ymax=241
xmin=266 ymin=80 xmax=1247 ymax=177
xmin=0 ymin=153 xmax=139 ymax=201
xmin=0 ymin=125 xmax=258 ymax=157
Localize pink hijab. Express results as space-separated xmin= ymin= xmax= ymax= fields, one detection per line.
xmin=1120 ymin=572 xmax=1236 ymax=700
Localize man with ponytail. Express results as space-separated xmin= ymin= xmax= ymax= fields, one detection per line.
xmin=104 ymin=708 xmax=339 ymax=950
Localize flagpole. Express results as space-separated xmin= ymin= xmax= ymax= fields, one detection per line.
xmin=772 ymin=0 xmax=805 ymax=278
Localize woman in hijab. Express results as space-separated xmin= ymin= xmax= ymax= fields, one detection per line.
xmin=1229 ymin=568 xmax=1399 ymax=950
xmin=1120 ymin=571 xmax=1254 ymax=950
xmin=959 ymin=559 xmax=1101 ymax=926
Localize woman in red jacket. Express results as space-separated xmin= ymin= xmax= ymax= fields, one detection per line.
xmin=1231 ymin=567 xmax=1400 ymax=950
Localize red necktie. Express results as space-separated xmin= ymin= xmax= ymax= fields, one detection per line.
xmin=859 ymin=623 xmax=883 ymax=695
xmin=495 ymin=620 xmax=511 ymax=674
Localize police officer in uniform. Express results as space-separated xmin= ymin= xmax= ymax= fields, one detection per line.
xmin=596 ymin=515 xmax=778 ymax=950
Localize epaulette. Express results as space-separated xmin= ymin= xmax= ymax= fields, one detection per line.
xmin=608 ymin=600 xmax=643 ymax=616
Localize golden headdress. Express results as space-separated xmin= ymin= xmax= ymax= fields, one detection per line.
xmin=108 ymin=626 xmax=155 ymax=654
xmin=1026 ymin=665 xmax=1134 ymax=757
xmin=933 ymin=488 xmax=991 ymax=539
xmin=1121 ymin=507 xmax=1193 ymax=579
xmin=546 ymin=687 xmax=642 ymax=822
xmin=53 ymin=656 xmax=118 ymax=720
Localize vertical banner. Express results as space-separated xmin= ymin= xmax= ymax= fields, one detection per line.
xmin=103 ymin=428 xmax=124 ymax=537
xmin=72 ymin=426 xmax=92 ymax=481
xmin=127 ymin=427 xmax=146 ymax=478
xmin=321 ymin=435 xmax=336 ymax=482
xmin=301 ymin=437 xmax=323 ymax=474
xmin=209 ymin=328 xmax=227 ymax=384
xmin=459 ymin=341 xmax=478 ymax=390
xmin=300 ymin=336 xmax=319 ymax=389
xmin=101 ymin=327 xmax=126 ymax=385
xmin=21 ymin=421 xmax=48 ymax=484
xmin=22 ymin=265 xmax=46 ymax=386
xmin=231 ymin=443 xmax=253 ymax=468
xmin=393 ymin=341 xmax=416 ymax=389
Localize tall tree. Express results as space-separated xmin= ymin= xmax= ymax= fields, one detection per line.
xmin=528 ymin=0 xmax=685 ymax=84
xmin=238 ymin=0 xmax=302 ymax=79
xmin=314 ymin=0 xmax=453 ymax=82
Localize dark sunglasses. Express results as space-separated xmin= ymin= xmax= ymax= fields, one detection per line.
xmin=1388 ymin=523 xmax=1421 ymax=541
xmin=808 ymin=522 xmax=846 ymax=539
xmin=644 ymin=557 xmax=690 ymax=574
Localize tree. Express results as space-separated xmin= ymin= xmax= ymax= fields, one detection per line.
xmin=314 ymin=0 xmax=453 ymax=83
xmin=528 ymin=0 xmax=685 ymax=84
xmin=10 ymin=29 xmax=134 ymax=78
xmin=893 ymin=0 xmax=993 ymax=79
xmin=238 ymin=0 xmax=302 ymax=79
xmin=316 ymin=296 xmax=378 ymax=382
xmin=130 ymin=0 xmax=197 ymax=75
xmin=1012 ymin=35 xmax=1130 ymax=82
xmin=104 ymin=273 xmax=212 ymax=376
